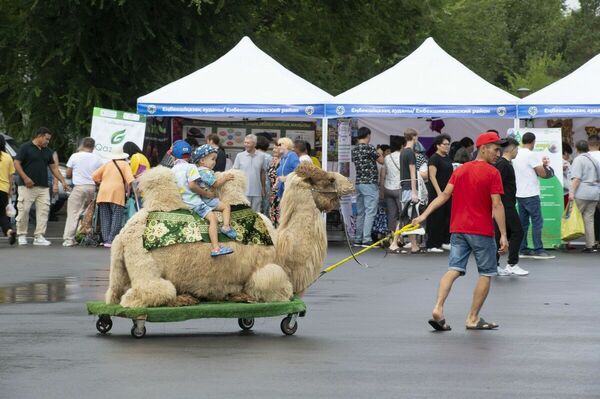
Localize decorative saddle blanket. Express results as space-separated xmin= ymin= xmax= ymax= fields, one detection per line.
xmin=143 ymin=204 xmax=273 ymax=251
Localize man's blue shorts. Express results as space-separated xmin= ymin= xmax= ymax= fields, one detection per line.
xmin=448 ymin=233 xmax=497 ymax=277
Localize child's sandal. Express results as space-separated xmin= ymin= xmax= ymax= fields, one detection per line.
xmin=211 ymin=246 xmax=234 ymax=257
xmin=220 ymin=227 xmax=237 ymax=239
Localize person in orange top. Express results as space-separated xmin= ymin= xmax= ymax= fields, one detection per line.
xmin=92 ymin=146 xmax=134 ymax=248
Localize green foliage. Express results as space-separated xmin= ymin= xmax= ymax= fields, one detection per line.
xmin=0 ymin=0 xmax=598 ymax=157
xmin=506 ymin=53 xmax=566 ymax=93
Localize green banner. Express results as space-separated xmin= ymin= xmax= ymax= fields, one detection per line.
xmin=509 ymin=128 xmax=563 ymax=248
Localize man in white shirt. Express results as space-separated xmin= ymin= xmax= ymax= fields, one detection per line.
xmin=587 ymin=134 xmax=600 ymax=246
xmin=62 ymin=137 xmax=103 ymax=246
xmin=233 ymin=134 xmax=266 ymax=212
xmin=513 ymin=132 xmax=555 ymax=260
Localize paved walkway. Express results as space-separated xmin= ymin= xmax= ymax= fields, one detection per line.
xmin=0 ymin=242 xmax=598 ymax=398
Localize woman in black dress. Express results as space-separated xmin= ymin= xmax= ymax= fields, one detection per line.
xmin=425 ymin=134 xmax=453 ymax=252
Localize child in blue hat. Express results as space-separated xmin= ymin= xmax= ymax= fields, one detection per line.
xmin=172 ymin=141 xmax=237 ymax=257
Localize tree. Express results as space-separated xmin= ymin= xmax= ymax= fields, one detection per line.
xmin=0 ymin=0 xmax=256 ymax=154
xmin=506 ymin=52 xmax=566 ymax=93
xmin=563 ymin=0 xmax=600 ymax=72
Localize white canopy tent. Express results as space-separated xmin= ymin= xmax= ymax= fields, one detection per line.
xmin=137 ymin=36 xmax=334 ymax=168
xmin=518 ymin=53 xmax=600 ymax=143
xmin=326 ymin=37 xmax=519 ymax=146
xmin=137 ymin=36 xmax=333 ymax=119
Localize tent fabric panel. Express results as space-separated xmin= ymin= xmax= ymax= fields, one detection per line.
xmin=333 ymin=37 xmax=518 ymax=107
xmin=137 ymin=37 xmax=332 ymax=110
xmin=517 ymin=104 xmax=600 ymax=119
xmin=137 ymin=103 xmax=325 ymax=118
xmin=327 ymin=104 xmax=516 ymax=119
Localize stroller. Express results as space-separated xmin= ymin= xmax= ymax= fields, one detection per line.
xmin=77 ymin=194 xmax=102 ymax=247
xmin=76 ymin=188 xmax=140 ymax=247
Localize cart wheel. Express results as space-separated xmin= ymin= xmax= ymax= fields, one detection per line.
xmin=96 ymin=315 xmax=112 ymax=334
xmin=280 ymin=316 xmax=298 ymax=336
xmin=238 ymin=318 xmax=255 ymax=331
xmin=130 ymin=325 xmax=146 ymax=339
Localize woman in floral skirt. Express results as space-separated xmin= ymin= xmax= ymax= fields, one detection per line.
xmin=268 ymin=145 xmax=281 ymax=226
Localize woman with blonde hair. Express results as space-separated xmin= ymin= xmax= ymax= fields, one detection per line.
xmin=275 ymin=137 xmax=300 ymax=200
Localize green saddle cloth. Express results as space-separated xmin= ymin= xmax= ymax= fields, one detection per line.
xmin=143 ymin=204 xmax=273 ymax=251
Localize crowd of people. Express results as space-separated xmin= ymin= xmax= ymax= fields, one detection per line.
xmin=352 ymin=126 xmax=600 ymax=276
xmin=0 ymin=128 xmax=318 ymax=250
xmin=3 ymin=125 xmax=599 ymax=269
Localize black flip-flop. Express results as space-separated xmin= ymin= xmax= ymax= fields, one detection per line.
xmin=466 ymin=317 xmax=499 ymax=330
xmin=428 ymin=318 xmax=452 ymax=331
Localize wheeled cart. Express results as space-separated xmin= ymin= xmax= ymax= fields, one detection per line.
xmin=86 ymin=297 xmax=306 ymax=339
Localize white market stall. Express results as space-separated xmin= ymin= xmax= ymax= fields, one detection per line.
xmin=326 ymin=37 xmax=519 ymax=148
xmin=137 ymin=36 xmax=333 ymax=163
xmin=518 ymin=52 xmax=600 ymax=144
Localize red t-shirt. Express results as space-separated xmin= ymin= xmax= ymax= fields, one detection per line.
xmin=448 ymin=160 xmax=504 ymax=237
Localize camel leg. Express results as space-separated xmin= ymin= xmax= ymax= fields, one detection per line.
xmin=119 ymin=249 xmax=177 ymax=308
xmin=244 ymin=263 xmax=293 ymax=302
xmin=227 ymin=292 xmax=256 ymax=303
xmin=105 ymin=235 xmax=130 ymax=304
xmin=174 ymin=294 xmax=200 ymax=307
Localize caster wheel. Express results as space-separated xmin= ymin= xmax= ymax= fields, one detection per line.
xmin=130 ymin=325 xmax=146 ymax=339
xmin=280 ymin=316 xmax=298 ymax=336
xmin=96 ymin=315 xmax=112 ymax=334
xmin=238 ymin=318 xmax=255 ymax=331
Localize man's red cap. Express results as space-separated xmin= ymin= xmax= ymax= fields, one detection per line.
xmin=475 ymin=132 xmax=507 ymax=148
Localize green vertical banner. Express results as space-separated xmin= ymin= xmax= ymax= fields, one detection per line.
xmin=508 ymin=128 xmax=563 ymax=248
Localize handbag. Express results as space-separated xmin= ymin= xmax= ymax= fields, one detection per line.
xmin=399 ymin=201 xmax=426 ymax=236
xmin=5 ymin=200 xmax=16 ymax=218
xmin=561 ymin=200 xmax=585 ymax=242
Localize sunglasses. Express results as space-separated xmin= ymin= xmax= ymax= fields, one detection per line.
xmin=276 ymin=143 xmax=282 ymax=146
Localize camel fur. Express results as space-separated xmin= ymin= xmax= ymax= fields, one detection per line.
xmin=105 ymin=163 xmax=353 ymax=308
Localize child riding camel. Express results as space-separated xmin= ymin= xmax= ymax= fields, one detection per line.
xmin=171 ymin=141 xmax=237 ymax=257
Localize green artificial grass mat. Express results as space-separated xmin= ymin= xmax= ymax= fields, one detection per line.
xmin=87 ymin=297 xmax=306 ymax=322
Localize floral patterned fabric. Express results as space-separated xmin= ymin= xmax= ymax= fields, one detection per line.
xmin=143 ymin=205 xmax=273 ymax=251
xmin=267 ymin=158 xmax=281 ymax=227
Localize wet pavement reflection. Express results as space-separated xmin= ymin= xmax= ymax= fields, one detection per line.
xmin=0 ymin=271 xmax=108 ymax=304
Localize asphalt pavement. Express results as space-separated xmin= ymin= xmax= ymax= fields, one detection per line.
xmin=1 ymin=235 xmax=598 ymax=399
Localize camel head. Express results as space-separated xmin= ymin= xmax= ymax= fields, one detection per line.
xmin=138 ymin=166 xmax=187 ymax=212
xmin=291 ymin=163 xmax=354 ymax=212
xmin=215 ymin=169 xmax=250 ymax=206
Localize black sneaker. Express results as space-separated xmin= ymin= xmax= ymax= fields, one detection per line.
xmin=582 ymin=247 xmax=598 ymax=253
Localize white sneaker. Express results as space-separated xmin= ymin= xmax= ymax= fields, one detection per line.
xmin=18 ymin=235 xmax=28 ymax=246
xmin=403 ymin=243 xmax=412 ymax=249
xmin=442 ymin=244 xmax=451 ymax=251
xmin=508 ymin=264 xmax=529 ymax=276
xmin=427 ymin=247 xmax=444 ymax=253
xmin=62 ymin=239 xmax=76 ymax=247
xmin=33 ymin=236 xmax=51 ymax=246
xmin=497 ymin=266 xmax=511 ymax=276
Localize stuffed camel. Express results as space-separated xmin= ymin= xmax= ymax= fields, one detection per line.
xmin=105 ymin=163 xmax=354 ymax=308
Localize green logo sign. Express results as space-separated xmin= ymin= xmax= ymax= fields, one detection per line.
xmin=111 ymin=129 xmax=126 ymax=144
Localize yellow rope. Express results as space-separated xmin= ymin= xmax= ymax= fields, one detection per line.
xmin=321 ymin=223 xmax=421 ymax=275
